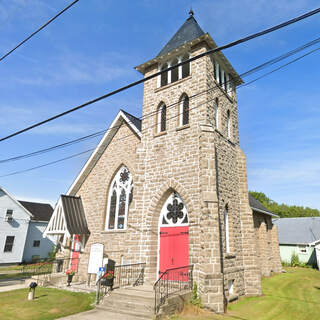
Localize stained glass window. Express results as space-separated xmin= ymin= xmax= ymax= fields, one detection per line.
xmin=106 ymin=166 xmax=133 ymax=230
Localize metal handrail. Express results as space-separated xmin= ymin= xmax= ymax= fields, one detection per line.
xmin=96 ymin=262 xmax=146 ymax=305
xmin=154 ymin=265 xmax=194 ymax=314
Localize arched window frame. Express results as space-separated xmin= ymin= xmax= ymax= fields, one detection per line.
xmin=105 ymin=165 xmax=133 ymax=231
xmin=215 ymin=98 xmax=219 ymax=130
xmin=179 ymin=94 xmax=189 ymax=126
xmin=227 ymin=109 xmax=231 ymax=139
xmin=159 ymin=192 xmax=188 ymax=227
xmin=157 ymin=103 xmax=166 ymax=133
xmin=224 ymin=205 xmax=230 ymax=253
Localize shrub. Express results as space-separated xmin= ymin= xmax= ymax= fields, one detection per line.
xmin=190 ymin=282 xmax=202 ymax=308
xmin=291 ymin=252 xmax=300 ymax=267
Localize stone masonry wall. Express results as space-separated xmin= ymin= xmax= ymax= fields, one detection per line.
xmin=74 ymin=123 xmax=141 ymax=281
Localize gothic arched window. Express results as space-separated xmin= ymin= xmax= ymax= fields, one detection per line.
xmin=159 ymin=192 xmax=188 ymax=226
xmin=157 ymin=103 xmax=166 ymax=133
xmin=105 ymin=165 xmax=133 ymax=230
xmin=179 ymin=94 xmax=189 ymax=126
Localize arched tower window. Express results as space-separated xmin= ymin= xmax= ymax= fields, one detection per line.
xmin=157 ymin=103 xmax=166 ymax=133
xmin=179 ymin=94 xmax=189 ymax=126
xmin=171 ymin=58 xmax=179 ymax=83
xmin=227 ymin=110 xmax=231 ymax=139
xmin=181 ymin=54 xmax=190 ymax=78
xmin=160 ymin=63 xmax=168 ymax=87
xmin=159 ymin=192 xmax=188 ymax=226
xmin=224 ymin=205 xmax=230 ymax=253
xmin=215 ymin=98 xmax=219 ymax=130
xmin=105 ymin=165 xmax=133 ymax=230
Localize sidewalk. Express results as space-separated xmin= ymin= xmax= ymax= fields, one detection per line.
xmin=0 ymin=281 xmax=27 ymax=292
xmin=59 ymin=309 xmax=145 ymax=320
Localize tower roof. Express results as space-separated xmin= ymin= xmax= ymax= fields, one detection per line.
xmin=157 ymin=13 xmax=205 ymax=57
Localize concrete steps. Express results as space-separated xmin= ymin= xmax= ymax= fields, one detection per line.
xmin=98 ymin=285 xmax=155 ymax=319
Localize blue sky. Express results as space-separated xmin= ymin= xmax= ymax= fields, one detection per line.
xmin=0 ymin=0 xmax=319 ymax=209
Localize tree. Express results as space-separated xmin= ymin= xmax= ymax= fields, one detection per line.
xmin=249 ymin=191 xmax=320 ymax=218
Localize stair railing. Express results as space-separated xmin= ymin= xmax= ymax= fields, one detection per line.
xmin=154 ymin=265 xmax=194 ymax=314
xmin=96 ymin=262 xmax=146 ymax=305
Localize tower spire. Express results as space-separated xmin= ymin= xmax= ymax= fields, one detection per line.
xmin=189 ymin=6 xmax=194 ymax=17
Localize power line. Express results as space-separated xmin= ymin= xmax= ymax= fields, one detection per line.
xmin=0 ymin=0 xmax=80 ymax=63
xmin=1 ymin=7 xmax=319 ymax=143
xmin=1 ymin=44 xmax=318 ymax=178
xmin=1 ymin=35 xmax=320 ymax=164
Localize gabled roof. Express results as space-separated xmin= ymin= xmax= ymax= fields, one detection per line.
xmin=0 ymin=187 xmax=33 ymax=218
xmin=19 ymin=200 xmax=53 ymax=222
xmin=43 ymin=195 xmax=90 ymax=238
xmin=158 ymin=14 xmax=205 ymax=57
xmin=61 ymin=195 xmax=90 ymax=235
xmin=249 ymin=194 xmax=279 ymax=218
xmin=274 ymin=217 xmax=320 ymax=245
xmin=67 ymin=110 xmax=141 ymax=196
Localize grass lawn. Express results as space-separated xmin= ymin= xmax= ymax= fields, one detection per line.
xmin=172 ymin=267 xmax=320 ymax=320
xmin=0 ymin=287 xmax=95 ymax=320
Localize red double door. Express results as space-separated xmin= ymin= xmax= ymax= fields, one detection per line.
xmin=159 ymin=226 xmax=189 ymax=280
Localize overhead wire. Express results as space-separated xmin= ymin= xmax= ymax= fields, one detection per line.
xmin=1 ymin=6 xmax=320 ymax=142
xmin=0 ymin=0 xmax=80 ymax=63
xmin=1 ymin=36 xmax=320 ymax=164
xmin=1 ymin=43 xmax=319 ymax=178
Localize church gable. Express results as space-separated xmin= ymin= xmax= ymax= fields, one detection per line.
xmin=68 ymin=110 xmax=141 ymax=196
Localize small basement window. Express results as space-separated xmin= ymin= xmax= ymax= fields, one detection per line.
xmin=33 ymin=240 xmax=40 ymax=247
xmin=4 ymin=236 xmax=15 ymax=252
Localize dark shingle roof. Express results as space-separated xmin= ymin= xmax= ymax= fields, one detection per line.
xmin=157 ymin=15 xmax=205 ymax=57
xmin=274 ymin=217 xmax=320 ymax=244
xmin=61 ymin=195 xmax=90 ymax=235
xmin=19 ymin=200 xmax=53 ymax=222
xmin=248 ymin=194 xmax=278 ymax=217
xmin=121 ymin=109 xmax=141 ymax=131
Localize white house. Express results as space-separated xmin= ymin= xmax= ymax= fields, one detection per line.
xmin=0 ymin=187 xmax=54 ymax=264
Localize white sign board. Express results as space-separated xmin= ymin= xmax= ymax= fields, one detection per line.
xmin=88 ymin=243 xmax=104 ymax=274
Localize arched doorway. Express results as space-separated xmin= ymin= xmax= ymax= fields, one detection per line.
xmin=158 ymin=192 xmax=189 ymax=278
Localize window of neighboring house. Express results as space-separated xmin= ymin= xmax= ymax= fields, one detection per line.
xmin=105 ymin=165 xmax=133 ymax=230
xmin=215 ymin=98 xmax=219 ymax=130
xmin=4 ymin=236 xmax=15 ymax=252
xmin=224 ymin=205 xmax=230 ymax=253
xmin=33 ymin=240 xmax=40 ymax=247
xmin=179 ymin=94 xmax=189 ymax=126
xmin=157 ymin=103 xmax=167 ymax=133
xmin=227 ymin=110 xmax=231 ymax=139
xmin=298 ymin=245 xmax=307 ymax=254
xmin=5 ymin=209 xmax=13 ymax=222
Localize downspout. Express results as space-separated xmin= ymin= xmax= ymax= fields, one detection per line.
xmin=215 ymin=146 xmax=228 ymax=312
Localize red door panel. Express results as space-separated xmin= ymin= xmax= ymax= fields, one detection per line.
xmin=159 ymin=226 xmax=189 ymax=280
xmin=71 ymin=235 xmax=80 ymax=272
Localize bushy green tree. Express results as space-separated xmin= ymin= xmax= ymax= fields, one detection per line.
xmin=249 ymin=191 xmax=320 ymax=218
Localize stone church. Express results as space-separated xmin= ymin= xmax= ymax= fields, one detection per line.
xmin=45 ymin=11 xmax=281 ymax=312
